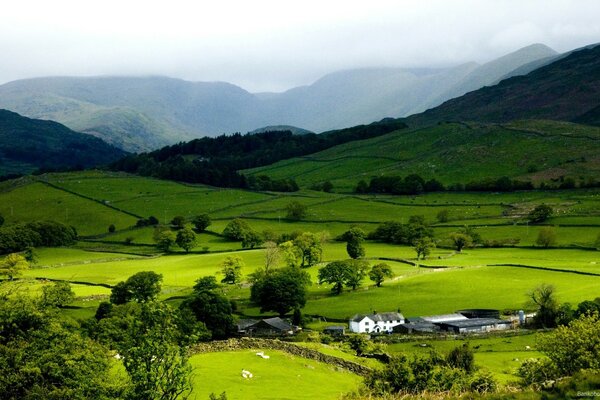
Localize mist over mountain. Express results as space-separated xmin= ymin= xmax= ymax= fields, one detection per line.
xmin=0 ymin=44 xmax=557 ymax=152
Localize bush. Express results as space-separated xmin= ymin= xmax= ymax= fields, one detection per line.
xmin=536 ymin=226 xmax=557 ymax=248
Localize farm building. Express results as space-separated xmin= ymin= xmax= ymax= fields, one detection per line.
xmin=237 ymin=317 xmax=296 ymax=336
xmin=323 ymin=326 xmax=346 ymax=336
xmin=393 ymin=321 xmax=440 ymax=334
xmin=418 ymin=313 xmax=469 ymax=324
xmin=438 ymin=318 xmax=512 ymax=333
xmin=349 ymin=312 xmax=404 ymax=333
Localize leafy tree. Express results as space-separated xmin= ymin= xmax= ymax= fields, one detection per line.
xmin=250 ymin=267 xmax=311 ymax=316
xmin=108 ymin=223 xmax=116 ymax=233
xmin=222 ymin=218 xmax=251 ymax=241
xmin=460 ymin=225 xmax=482 ymax=245
xmin=0 ymin=296 xmax=122 ymax=399
xmin=414 ymin=237 xmax=435 ymax=260
xmin=193 ymin=276 xmax=219 ymax=292
xmin=176 ymin=226 xmax=197 ymax=252
xmin=536 ymin=226 xmax=557 ymax=248
xmin=263 ymin=241 xmax=280 ymax=271
xmin=220 ymin=256 xmax=244 ymax=284
xmin=292 ymin=232 xmax=323 ymax=267
xmin=40 ymin=281 xmax=75 ymax=308
xmin=181 ymin=285 xmax=236 ymax=339
xmin=318 ymin=261 xmax=352 ymax=294
xmin=322 ymin=181 xmax=333 ymax=193
xmin=575 ymin=299 xmax=600 ymax=318
xmin=285 ymin=201 xmax=307 ymax=220
xmin=369 ymin=263 xmax=393 ymax=287
xmin=538 ymin=313 xmax=600 ymax=376
xmin=446 ymin=343 xmax=475 ymax=373
xmin=449 ymin=232 xmax=472 ymax=252
xmin=436 ymin=209 xmax=450 ymax=223
xmin=342 ymin=227 xmax=366 ymax=259
xmin=355 ymin=180 xmax=369 ymax=193
xmin=344 ymin=260 xmax=370 ymax=290
xmin=528 ymin=204 xmax=553 ymax=223
xmin=110 ymin=271 xmax=163 ymax=304
xmin=170 ymin=215 xmax=186 ymax=229
xmin=119 ymin=302 xmax=193 ymax=400
xmin=154 ymin=228 xmax=176 ymax=252
xmin=192 ymin=214 xmax=211 ymax=232
xmin=0 ymin=253 xmax=29 ymax=280
xmin=23 ymin=246 xmax=38 ymax=265
xmin=241 ymin=229 xmax=262 ymax=249
xmin=528 ymin=283 xmax=559 ymax=328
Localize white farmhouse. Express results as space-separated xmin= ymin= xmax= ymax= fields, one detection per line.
xmin=349 ymin=312 xmax=405 ymax=333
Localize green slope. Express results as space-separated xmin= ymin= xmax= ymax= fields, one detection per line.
xmin=0 ymin=109 xmax=126 ymax=175
xmin=244 ymin=120 xmax=600 ymax=191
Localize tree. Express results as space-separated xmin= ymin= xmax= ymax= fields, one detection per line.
xmin=528 ymin=283 xmax=559 ymax=328
xmin=263 ymin=241 xmax=280 ymax=271
xmin=108 ymin=223 xmax=116 ymax=233
xmin=536 ymin=226 xmax=557 ymax=248
xmin=538 ymin=313 xmax=600 ymax=376
xmin=449 ymin=232 xmax=472 ymax=252
xmin=0 ymin=253 xmax=29 ymax=280
xmin=170 ymin=215 xmax=186 ymax=229
xmin=575 ymin=299 xmax=600 ymax=318
xmin=285 ymin=201 xmax=307 ymax=221
xmin=40 ymin=281 xmax=75 ymax=308
xmin=220 ymin=256 xmax=244 ymax=284
xmin=322 ymin=181 xmax=333 ymax=193
xmin=344 ymin=260 xmax=370 ymax=290
xmin=355 ymin=180 xmax=369 ymax=193
xmin=193 ymin=276 xmax=219 ymax=292
xmin=222 ymin=218 xmax=251 ymax=241
xmin=342 ymin=227 xmax=366 ymax=259
xmin=292 ymin=232 xmax=323 ymax=267
xmin=436 ymin=209 xmax=450 ymax=223
xmin=447 ymin=343 xmax=475 ymax=373
xmin=369 ymin=263 xmax=393 ymax=287
xmin=414 ymin=237 xmax=435 ymax=260
xmin=181 ymin=285 xmax=236 ymax=339
xmin=250 ymin=267 xmax=311 ymax=316
xmin=110 ymin=271 xmax=163 ymax=304
xmin=241 ymin=229 xmax=262 ymax=249
xmin=119 ymin=302 xmax=193 ymax=400
xmin=154 ymin=229 xmax=176 ymax=252
xmin=192 ymin=214 xmax=211 ymax=232
xmin=528 ymin=204 xmax=553 ymax=223
xmin=176 ymin=227 xmax=197 ymax=252
xmin=318 ymin=261 xmax=352 ymax=294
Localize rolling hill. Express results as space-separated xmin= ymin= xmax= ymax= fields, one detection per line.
xmin=407 ymin=44 xmax=600 ymax=126
xmin=244 ymin=120 xmax=600 ymax=191
xmin=0 ymin=109 xmax=126 ymax=175
xmin=0 ymin=44 xmax=555 ymax=151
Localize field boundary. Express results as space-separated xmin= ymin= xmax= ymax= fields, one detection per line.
xmin=190 ymin=338 xmax=372 ymax=376
xmin=487 ymin=263 xmax=600 ymax=277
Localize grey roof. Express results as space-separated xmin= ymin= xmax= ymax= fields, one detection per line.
xmin=351 ymin=312 xmax=404 ymax=322
xmin=420 ymin=313 xmax=468 ymax=323
xmin=262 ymin=317 xmax=293 ymax=331
xmin=441 ymin=318 xmax=511 ymax=328
xmin=324 ymin=326 xmax=346 ymax=331
xmin=237 ymin=319 xmax=259 ymax=330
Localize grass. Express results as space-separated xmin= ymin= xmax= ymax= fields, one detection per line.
xmin=188 ymin=350 xmax=362 ymax=400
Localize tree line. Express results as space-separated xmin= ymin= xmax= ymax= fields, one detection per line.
xmin=110 ymin=119 xmax=406 ymax=188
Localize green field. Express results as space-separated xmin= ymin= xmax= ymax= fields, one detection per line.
xmin=188 ymin=350 xmax=362 ymax=400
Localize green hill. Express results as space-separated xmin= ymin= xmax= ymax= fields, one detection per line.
xmin=0 ymin=109 xmax=126 ymax=175
xmin=408 ymin=44 xmax=600 ymax=126
xmin=245 ymin=120 xmax=600 ymax=191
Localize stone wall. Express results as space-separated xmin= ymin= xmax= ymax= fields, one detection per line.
xmin=190 ymin=338 xmax=372 ymax=376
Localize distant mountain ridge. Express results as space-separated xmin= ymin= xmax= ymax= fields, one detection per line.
xmin=0 ymin=109 xmax=126 ymax=175
xmin=0 ymin=44 xmax=557 ymax=152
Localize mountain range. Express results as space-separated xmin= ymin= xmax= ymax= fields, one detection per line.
xmin=0 ymin=44 xmax=557 ymax=152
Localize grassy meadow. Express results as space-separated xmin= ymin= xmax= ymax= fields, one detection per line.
xmin=2 ymin=169 xmax=600 ymax=391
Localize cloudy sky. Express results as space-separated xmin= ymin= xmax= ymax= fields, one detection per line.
xmin=1 ymin=0 xmax=599 ymax=92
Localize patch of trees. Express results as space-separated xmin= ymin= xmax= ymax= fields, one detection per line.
xmin=250 ymin=267 xmax=311 ymax=316
xmin=318 ymin=260 xmax=370 ymax=294
xmin=364 ymin=344 xmax=497 ymax=396
xmin=247 ymin=175 xmax=299 ymax=192
xmin=153 ymin=224 xmax=199 ymax=253
xmin=0 ymin=220 xmax=77 ymax=255
xmin=368 ymin=216 xmax=433 ymax=246
xmin=111 ymin=119 xmax=407 ymax=188
xmin=527 ymin=284 xmax=600 ymax=329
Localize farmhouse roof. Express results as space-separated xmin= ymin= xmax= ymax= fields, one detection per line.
xmin=441 ymin=318 xmax=511 ymax=329
xmin=237 ymin=319 xmax=259 ymax=330
xmin=350 ymin=312 xmax=404 ymax=322
xmin=261 ymin=317 xmax=293 ymax=331
xmin=420 ymin=313 xmax=468 ymax=323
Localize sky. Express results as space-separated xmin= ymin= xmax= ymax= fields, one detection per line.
xmin=1 ymin=0 xmax=599 ymax=92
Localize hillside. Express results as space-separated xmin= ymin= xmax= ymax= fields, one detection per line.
xmin=0 ymin=109 xmax=126 ymax=175
xmin=408 ymin=44 xmax=600 ymax=126
xmin=0 ymin=44 xmax=554 ymax=151
xmin=245 ymin=120 xmax=600 ymax=191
